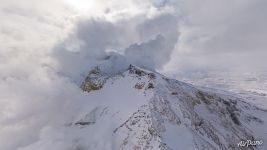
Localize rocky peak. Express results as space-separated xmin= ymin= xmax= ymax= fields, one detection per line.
xmin=81 ymin=64 xmax=157 ymax=92
xmin=80 ymin=66 xmax=106 ymax=92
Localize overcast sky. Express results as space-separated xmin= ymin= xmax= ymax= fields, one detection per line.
xmin=0 ymin=0 xmax=267 ymax=149
xmin=1 ymin=0 xmax=266 ymax=79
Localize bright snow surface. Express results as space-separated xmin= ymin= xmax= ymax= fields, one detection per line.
xmin=19 ymin=65 xmax=267 ymax=150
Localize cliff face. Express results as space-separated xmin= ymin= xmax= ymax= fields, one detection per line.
xmin=74 ymin=65 xmax=267 ymax=150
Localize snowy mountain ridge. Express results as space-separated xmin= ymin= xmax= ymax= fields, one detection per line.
xmin=71 ymin=64 xmax=267 ymax=150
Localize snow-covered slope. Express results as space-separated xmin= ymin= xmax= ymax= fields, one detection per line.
xmin=74 ymin=65 xmax=267 ymax=150
xmin=20 ymin=64 xmax=267 ymax=150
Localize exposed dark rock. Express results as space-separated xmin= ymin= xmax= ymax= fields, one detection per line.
xmin=135 ymin=82 xmax=145 ymax=89
xmin=75 ymin=121 xmax=95 ymax=126
xmin=80 ymin=66 xmax=106 ymax=92
xmin=230 ymin=112 xmax=241 ymax=125
xmin=128 ymin=65 xmax=147 ymax=76
xmin=196 ymin=91 xmax=211 ymax=105
xmin=147 ymin=83 xmax=154 ymax=89
xmin=171 ymin=92 xmax=178 ymax=95
xmin=148 ymin=73 xmax=156 ymax=80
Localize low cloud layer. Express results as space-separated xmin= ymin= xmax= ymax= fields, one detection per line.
xmin=0 ymin=0 xmax=267 ymax=149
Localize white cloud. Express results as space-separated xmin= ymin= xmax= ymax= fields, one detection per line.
xmin=54 ymin=5 xmax=179 ymax=81
xmin=0 ymin=0 xmax=179 ymax=149
xmin=0 ymin=0 xmax=267 ymax=149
